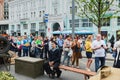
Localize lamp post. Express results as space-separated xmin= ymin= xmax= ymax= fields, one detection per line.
xmin=72 ymin=0 xmax=75 ymax=39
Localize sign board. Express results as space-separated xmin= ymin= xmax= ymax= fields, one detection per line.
xmin=44 ymin=14 xmax=48 ymax=23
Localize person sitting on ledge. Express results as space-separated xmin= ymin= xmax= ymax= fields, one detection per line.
xmin=43 ymin=41 xmax=62 ymax=79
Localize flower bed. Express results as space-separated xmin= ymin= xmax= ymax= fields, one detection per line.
xmin=0 ymin=71 xmax=16 ymax=80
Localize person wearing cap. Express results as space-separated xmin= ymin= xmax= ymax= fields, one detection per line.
xmin=92 ymin=34 xmax=107 ymax=72
xmin=43 ymin=41 xmax=62 ymax=79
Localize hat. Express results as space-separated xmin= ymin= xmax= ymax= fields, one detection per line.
xmin=89 ymin=66 xmax=120 ymax=80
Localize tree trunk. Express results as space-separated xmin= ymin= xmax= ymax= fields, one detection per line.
xmin=98 ymin=26 xmax=101 ymax=34
xmin=98 ymin=0 xmax=101 ymax=34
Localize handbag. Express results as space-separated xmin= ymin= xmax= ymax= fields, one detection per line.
xmin=68 ymin=49 xmax=73 ymax=57
xmin=64 ymin=48 xmax=69 ymax=52
xmin=113 ymin=51 xmax=120 ymax=68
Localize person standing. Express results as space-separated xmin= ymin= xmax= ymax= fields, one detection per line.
xmin=43 ymin=41 xmax=62 ymax=79
xmin=92 ymin=34 xmax=107 ymax=72
xmin=16 ymin=36 xmax=22 ymax=57
xmin=62 ymin=35 xmax=71 ymax=66
xmin=22 ymin=35 xmax=30 ymax=57
xmin=35 ymin=36 xmax=43 ymax=58
xmin=44 ymin=37 xmax=49 ymax=60
xmin=85 ymin=35 xmax=93 ymax=71
xmin=71 ymin=37 xmax=81 ymax=68
xmin=57 ymin=35 xmax=64 ymax=61
xmin=113 ymin=37 xmax=120 ymax=68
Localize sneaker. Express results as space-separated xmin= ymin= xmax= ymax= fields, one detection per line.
xmin=76 ymin=66 xmax=79 ymax=69
xmin=48 ymin=74 xmax=55 ymax=79
xmin=86 ymin=68 xmax=91 ymax=71
xmin=57 ymin=71 xmax=62 ymax=78
xmin=71 ymin=65 xmax=74 ymax=68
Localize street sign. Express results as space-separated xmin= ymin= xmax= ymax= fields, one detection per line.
xmin=44 ymin=14 xmax=48 ymax=23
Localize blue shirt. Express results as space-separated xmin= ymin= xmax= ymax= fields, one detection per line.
xmin=57 ymin=39 xmax=64 ymax=47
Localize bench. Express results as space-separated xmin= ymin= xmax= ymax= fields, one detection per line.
xmin=59 ymin=65 xmax=96 ymax=80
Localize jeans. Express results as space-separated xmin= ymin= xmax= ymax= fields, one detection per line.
xmin=62 ymin=51 xmax=70 ymax=66
xmin=95 ymin=57 xmax=105 ymax=72
xmin=23 ymin=48 xmax=29 ymax=56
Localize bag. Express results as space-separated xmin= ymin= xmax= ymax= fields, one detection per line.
xmin=64 ymin=48 xmax=69 ymax=52
xmin=68 ymin=49 xmax=73 ymax=57
xmin=113 ymin=51 xmax=120 ymax=68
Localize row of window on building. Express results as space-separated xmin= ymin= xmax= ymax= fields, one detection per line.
xmin=68 ymin=17 xmax=120 ymax=28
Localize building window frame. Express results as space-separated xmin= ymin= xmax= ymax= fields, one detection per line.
xmin=81 ymin=18 xmax=93 ymax=27
xmin=117 ymin=17 xmax=120 ymax=26
xmin=23 ymin=24 xmax=28 ymax=29
xmin=69 ymin=19 xmax=79 ymax=28
xmin=102 ymin=18 xmax=110 ymax=26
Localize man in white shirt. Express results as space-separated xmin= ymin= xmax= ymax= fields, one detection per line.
xmin=92 ymin=34 xmax=107 ymax=72
xmin=113 ymin=38 xmax=120 ymax=68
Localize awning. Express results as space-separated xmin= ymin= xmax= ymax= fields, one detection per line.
xmin=52 ymin=31 xmax=62 ymax=34
xmin=52 ymin=30 xmax=94 ymax=35
xmin=62 ymin=31 xmax=72 ymax=34
xmin=75 ymin=30 xmax=94 ymax=34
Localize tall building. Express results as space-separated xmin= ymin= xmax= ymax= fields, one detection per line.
xmin=8 ymin=0 xmax=120 ymax=40
xmin=8 ymin=0 xmax=65 ymax=36
xmin=0 ymin=0 xmax=4 ymax=20
xmin=0 ymin=0 xmax=9 ymax=34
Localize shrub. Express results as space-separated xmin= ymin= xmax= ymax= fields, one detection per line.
xmin=0 ymin=71 xmax=16 ymax=80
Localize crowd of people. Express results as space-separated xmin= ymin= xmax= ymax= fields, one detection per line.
xmin=6 ymin=33 xmax=120 ymax=79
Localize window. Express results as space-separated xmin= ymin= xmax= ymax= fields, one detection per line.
xmin=43 ymin=10 xmax=45 ymax=14
xmin=117 ymin=17 xmax=120 ymax=25
xmin=69 ymin=19 xmax=79 ymax=28
xmin=81 ymin=18 xmax=93 ymax=27
xmin=34 ymin=12 xmax=36 ymax=17
xmin=31 ymin=12 xmax=33 ymax=17
xmin=31 ymin=23 xmax=36 ymax=29
xmin=39 ymin=11 xmax=41 ymax=17
xmin=70 ymin=6 xmax=77 ymax=14
xmin=17 ymin=25 xmax=20 ymax=30
xmin=39 ymin=22 xmax=45 ymax=29
xmin=23 ymin=24 xmax=28 ymax=29
xmin=119 ymin=0 xmax=120 ymax=7
xmin=11 ymin=25 xmax=14 ymax=30
xmin=102 ymin=18 xmax=110 ymax=26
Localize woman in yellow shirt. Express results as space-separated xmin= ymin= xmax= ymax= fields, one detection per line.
xmin=85 ymin=35 xmax=93 ymax=71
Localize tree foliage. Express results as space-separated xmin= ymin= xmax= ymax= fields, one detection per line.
xmin=75 ymin=0 xmax=119 ymax=33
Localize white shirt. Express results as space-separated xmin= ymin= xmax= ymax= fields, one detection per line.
xmin=92 ymin=40 xmax=106 ymax=57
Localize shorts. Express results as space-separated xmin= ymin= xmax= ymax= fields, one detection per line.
xmin=86 ymin=51 xmax=92 ymax=58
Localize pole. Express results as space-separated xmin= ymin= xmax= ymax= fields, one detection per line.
xmin=72 ymin=0 xmax=75 ymax=39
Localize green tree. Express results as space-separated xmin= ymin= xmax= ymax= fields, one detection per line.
xmin=75 ymin=0 xmax=119 ymax=33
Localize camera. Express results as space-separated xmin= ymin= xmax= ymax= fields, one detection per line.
xmin=101 ymin=45 xmax=103 ymax=47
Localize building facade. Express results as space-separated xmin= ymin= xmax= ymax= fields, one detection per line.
xmin=0 ymin=0 xmax=9 ymax=34
xmin=8 ymin=0 xmax=120 ymax=40
xmin=0 ymin=0 xmax=4 ymax=20
xmin=8 ymin=0 xmax=66 ymax=37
